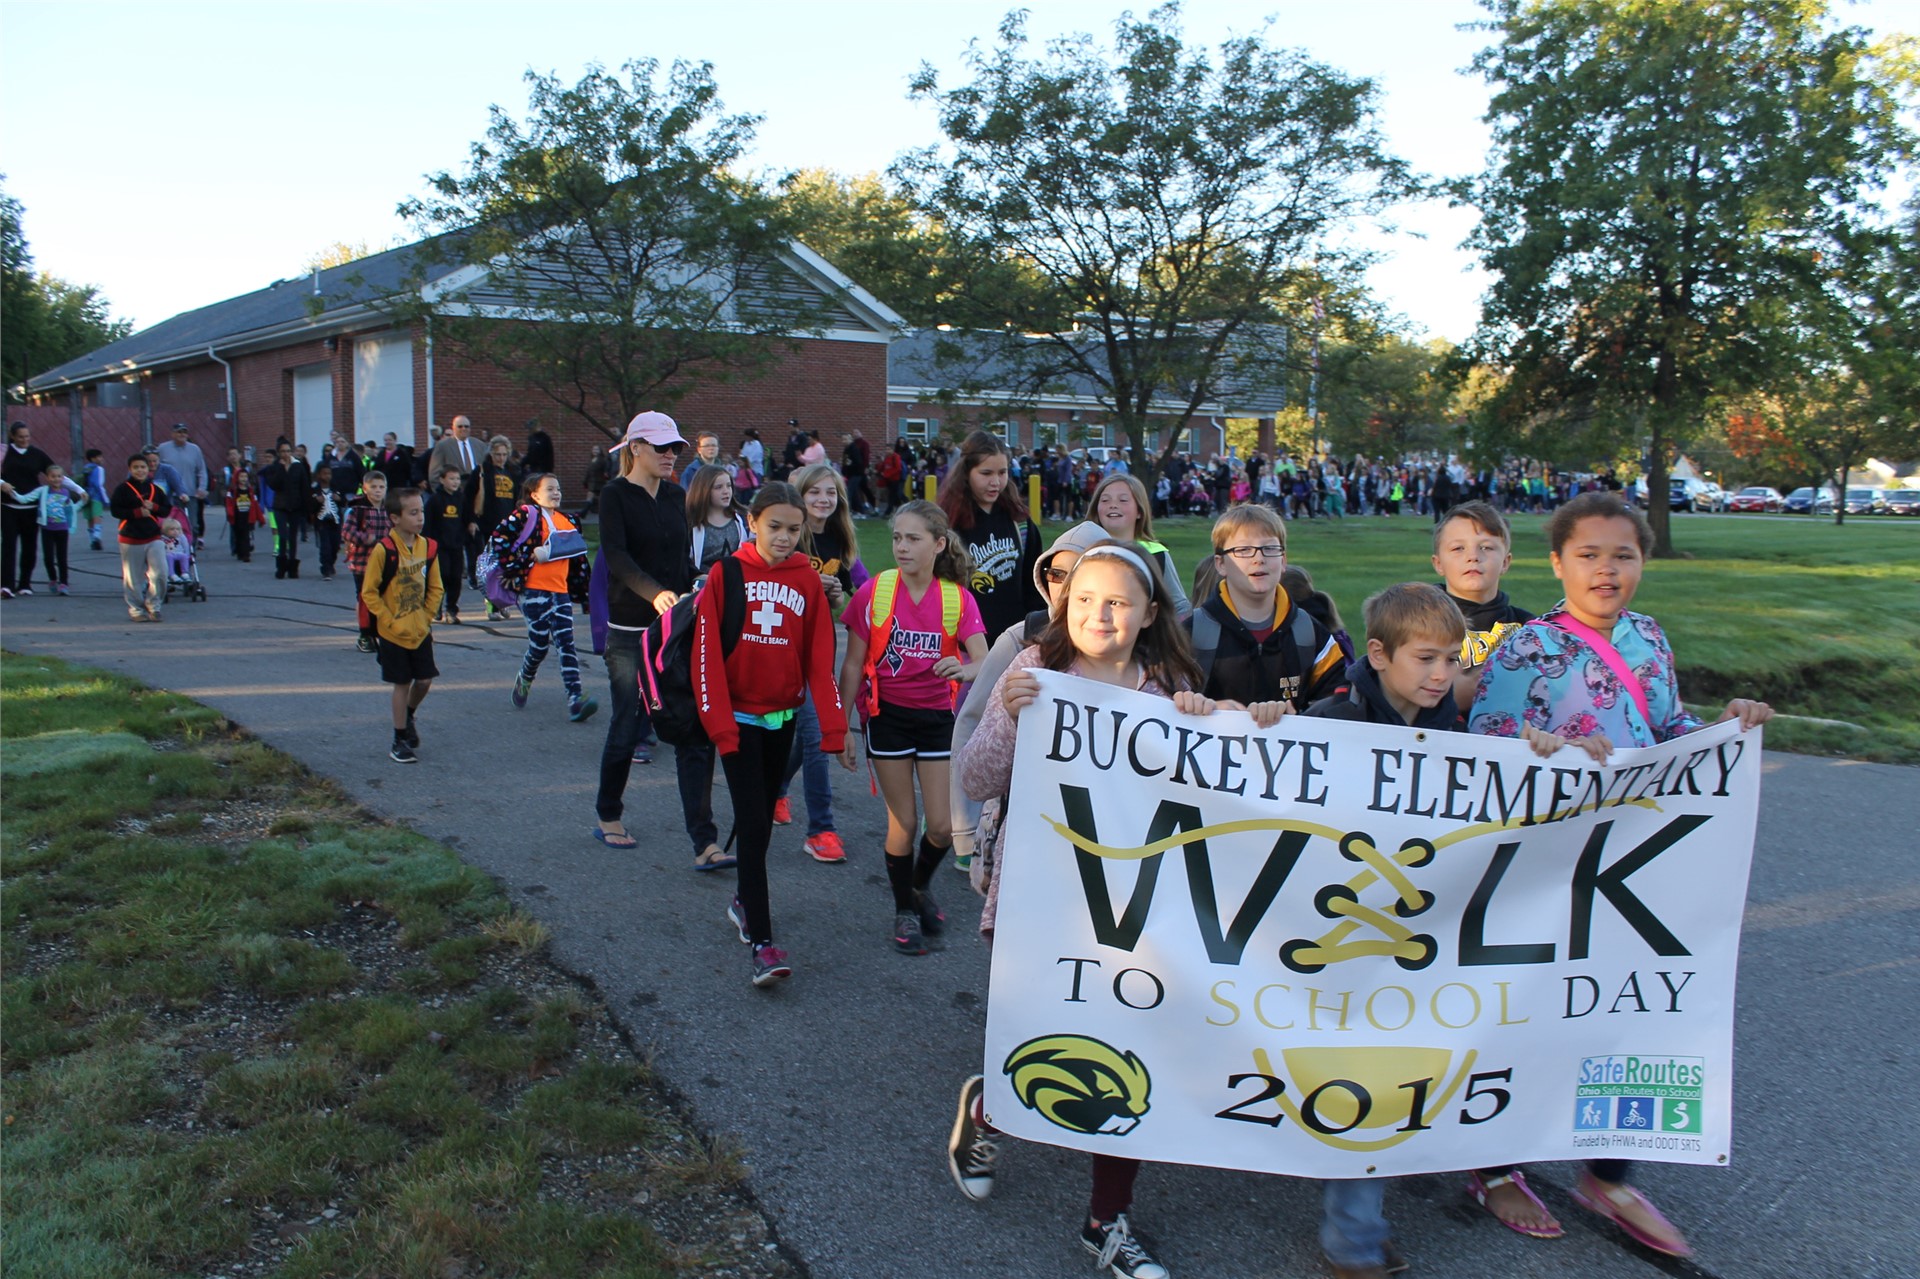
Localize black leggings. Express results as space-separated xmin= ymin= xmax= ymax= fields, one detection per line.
xmin=720 ymin=719 xmax=798 ymax=946
xmin=40 ymin=528 xmax=70 ymax=585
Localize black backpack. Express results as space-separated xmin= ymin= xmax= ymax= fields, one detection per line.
xmin=637 ymin=555 xmax=745 ymax=747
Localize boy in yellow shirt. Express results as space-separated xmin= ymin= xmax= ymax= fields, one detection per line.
xmin=360 ymin=487 xmax=443 ymax=763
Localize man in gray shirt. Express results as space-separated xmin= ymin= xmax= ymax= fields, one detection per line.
xmin=155 ymin=423 xmax=211 ymax=537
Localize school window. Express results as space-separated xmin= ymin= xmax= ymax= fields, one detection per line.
xmin=167 ymin=372 xmax=178 ymax=392
xmin=1081 ymin=422 xmax=1109 ymax=448
xmin=990 ymin=420 xmax=1017 ymax=449
xmin=1033 ymin=421 xmax=1060 ymax=449
xmin=899 ymin=418 xmax=930 ymax=443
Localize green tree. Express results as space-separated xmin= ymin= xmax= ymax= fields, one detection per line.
xmin=777 ymin=169 xmax=957 ymax=326
xmin=3 ymin=179 xmax=132 ymax=399
xmin=1464 ymin=0 xmax=1914 ymax=554
xmin=394 ymin=61 xmax=839 ymax=440
xmin=896 ymin=5 xmax=1415 ymax=477
xmin=1316 ymin=334 xmax=1456 ymax=461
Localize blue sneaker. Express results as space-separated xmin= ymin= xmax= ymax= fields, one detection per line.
xmin=568 ymin=695 xmax=598 ymax=722
xmin=511 ymin=674 xmax=531 ymax=708
xmin=727 ymin=897 xmax=750 ymax=944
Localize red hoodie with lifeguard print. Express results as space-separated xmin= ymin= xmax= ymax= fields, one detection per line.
xmin=692 ymin=541 xmax=848 ymax=757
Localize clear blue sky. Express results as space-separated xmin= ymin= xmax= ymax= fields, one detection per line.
xmin=2 ymin=0 xmax=1914 ymax=344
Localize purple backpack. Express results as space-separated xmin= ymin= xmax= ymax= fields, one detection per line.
xmin=477 ymin=508 xmax=541 ymax=611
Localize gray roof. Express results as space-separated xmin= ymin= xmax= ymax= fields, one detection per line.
xmin=27 ymin=242 xmax=462 ymax=392
xmin=28 ymin=233 xmax=903 ymax=394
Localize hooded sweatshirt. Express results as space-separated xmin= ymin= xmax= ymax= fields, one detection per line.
xmin=1189 ymin=584 xmax=1345 ymax=711
xmin=957 ymin=504 xmax=1043 ymax=638
xmin=1443 ymin=585 xmax=1534 ymax=671
xmin=1305 ymin=658 xmax=1462 ymax=732
xmin=692 ymin=541 xmax=848 ymax=757
xmin=950 ymin=520 xmax=1109 ymax=863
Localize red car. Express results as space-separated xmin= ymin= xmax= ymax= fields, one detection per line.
xmin=1728 ymin=486 xmax=1783 ymax=513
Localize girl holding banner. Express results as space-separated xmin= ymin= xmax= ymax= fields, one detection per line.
xmin=1469 ymin=491 xmax=1772 ymax=1257
xmin=953 ymin=540 xmax=1228 ymax=1279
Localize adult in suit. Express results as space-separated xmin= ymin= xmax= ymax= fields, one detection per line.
xmin=428 ymin=415 xmax=483 ymax=482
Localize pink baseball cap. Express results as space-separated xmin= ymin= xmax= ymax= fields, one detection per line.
xmin=613 ymin=410 xmax=688 ymax=451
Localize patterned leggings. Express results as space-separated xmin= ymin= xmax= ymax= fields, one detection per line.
xmin=519 ymin=590 xmax=583 ymax=700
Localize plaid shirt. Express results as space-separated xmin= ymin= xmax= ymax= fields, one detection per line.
xmin=341 ymin=499 xmax=392 ymax=575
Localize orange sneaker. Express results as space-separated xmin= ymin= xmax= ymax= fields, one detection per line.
xmin=804 ymin=831 xmax=847 ymax=863
xmin=772 ymin=797 xmax=794 ymax=826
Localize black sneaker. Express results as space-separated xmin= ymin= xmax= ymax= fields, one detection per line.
xmin=892 ymin=910 xmax=928 ymax=956
xmin=356 ymin=635 xmax=376 ymax=653
xmin=947 ymin=1074 xmax=999 ymax=1201
xmin=1082 ymin=1214 xmax=1168 ymax=1279
xmin=404 ymin=712 xmax=420 ymax=749
xmin=915 ymin=887 xmax=946 ymax=938
xmin=390 ymin=738 xmax=417 ymax=764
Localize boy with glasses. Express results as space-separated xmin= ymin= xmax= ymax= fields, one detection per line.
xmin=1186 ymin=503 xmax=1345 ymax=712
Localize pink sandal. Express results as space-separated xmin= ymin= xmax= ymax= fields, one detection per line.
xmin=1573 ymin=1171 xmax=1692 ymax=1257
xmin=1465 ymin=1169 xmax=1563 ymax=1239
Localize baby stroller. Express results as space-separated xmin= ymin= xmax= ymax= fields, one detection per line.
xmin=162 ymin=519 xmax=208 ymax=603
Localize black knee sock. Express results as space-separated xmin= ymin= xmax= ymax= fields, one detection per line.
xmin=913 ymin=836 xmax=948 ymax=891
xmin=886 ymin=852 xmax=916 ymax=911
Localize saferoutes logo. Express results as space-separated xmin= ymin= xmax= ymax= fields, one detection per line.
xmin=1573 ymin=1054 xmax=1703 ymax=1135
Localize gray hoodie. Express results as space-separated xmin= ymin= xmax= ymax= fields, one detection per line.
xmin=949 ymin=521 xmax=1110 ymax=863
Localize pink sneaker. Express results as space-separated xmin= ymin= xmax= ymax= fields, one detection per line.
xmin=772 ymin=797 xmax=793 ymax=826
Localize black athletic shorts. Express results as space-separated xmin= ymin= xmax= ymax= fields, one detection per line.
xmin=865 ymin=702 xmax=956 ymax=759
xmin=377 ymin=634 xmax=439 ymax=684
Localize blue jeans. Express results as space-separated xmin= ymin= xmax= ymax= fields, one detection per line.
xmin=594 ymin=627 xmax=713 ymax=849
xmin=777 ymin=689 xmax=835 ymax=836
xmin=1321 ymin=1178 xmax=1389 ymax=1268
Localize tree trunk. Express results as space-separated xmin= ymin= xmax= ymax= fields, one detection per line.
xmin=1831 ymin=467 xmax=1847 ymax=526
xmin=1646 ymin=418 xmax=1675 ymax=558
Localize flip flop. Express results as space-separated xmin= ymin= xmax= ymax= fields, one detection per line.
xmin=1465 ymin=1170 xmax=1563 ymax=1239
xmin=1572 ymin=1173 xmax=1691 ymax=1257
xmin=591 ymin=826 xmax=638 ymax=849
xmin=693 ymin=844 xmax=737 ymax=872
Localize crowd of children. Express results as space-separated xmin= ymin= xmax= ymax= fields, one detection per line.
xmin=14 ymin=419 xmax=1778 ymax=1278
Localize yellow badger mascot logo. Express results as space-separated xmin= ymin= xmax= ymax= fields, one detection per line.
xmin=1004 ymin=1034 xmax=1152 ymax=1135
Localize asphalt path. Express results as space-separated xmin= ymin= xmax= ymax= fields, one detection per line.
xmin=5 ymin=536 xmax=1916 ymax=1279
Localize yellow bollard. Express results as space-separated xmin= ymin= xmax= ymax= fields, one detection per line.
xmin=1028 ymin=471 xmax=1042 ymax=523
xmin=924 ymin=475 xmax=937 ymax=502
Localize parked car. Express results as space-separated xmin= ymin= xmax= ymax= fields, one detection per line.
xmin=1844 ymin=486 xmax=1888 ymax=515
xmin=1783 ymin=486 xmax=1836 ymax=514
xmin=1728 ymin=486 xmax=1784 ymax=513
xmin=1690 ymin=482 xmax=1729 ymax=512
xmin=1882 ymin=488 xmax=1920 ymax=516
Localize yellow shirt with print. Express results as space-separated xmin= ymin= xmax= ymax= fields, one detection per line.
xmin=360 ymin=532 xmax=444 ymax=649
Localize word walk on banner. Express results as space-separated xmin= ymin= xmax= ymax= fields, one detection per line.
xmin=983 ymin=671 xmax=1762 ymax=1178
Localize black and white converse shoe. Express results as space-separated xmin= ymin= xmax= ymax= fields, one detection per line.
xmin=1082 ymin=1213 xmax=1168 ymax=1279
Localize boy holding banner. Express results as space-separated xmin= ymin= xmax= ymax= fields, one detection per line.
xmin=1186 ymin=504 xmax=1345 ymax=714
xmin=1304 ymin=583 xmax=1581 ymax=1278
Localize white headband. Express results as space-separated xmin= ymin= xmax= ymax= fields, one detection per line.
xmin=1078 ymin=544 xmax=1157 ymax=597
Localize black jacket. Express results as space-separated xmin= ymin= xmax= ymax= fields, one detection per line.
xmin=599 ymin=475 xmax=691 ymax=630
xmin=423 ymin=484 xmax=468 ymax=549
xmin=260 ymin=459 xmax=311 ymax=515
xmin=1188 ymin=588 xmax=1346 ymax=711
xmin=958 ymin=506 xmax=1043 ymax=639
xmin=3 ymin=443 xmax=54 ymax=509
xmin=1305 ymin=659 xmax=1463 ymax=732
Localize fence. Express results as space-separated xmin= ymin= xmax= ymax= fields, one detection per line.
xmin=5 ymin=407 xmax=231 ymax=470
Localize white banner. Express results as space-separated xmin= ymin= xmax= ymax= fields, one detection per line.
xmin=982 ymin=671 xmax=1762 ymax=1178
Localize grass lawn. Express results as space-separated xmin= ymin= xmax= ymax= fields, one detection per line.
xmin=1 ymin=652 xmax=783 ymax=1279
xmin=843 ymin=509 xmax=1920 ymax=765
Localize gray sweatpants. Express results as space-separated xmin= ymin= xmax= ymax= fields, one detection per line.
xmin=120 ymin=540 xmax=167 ymax=615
